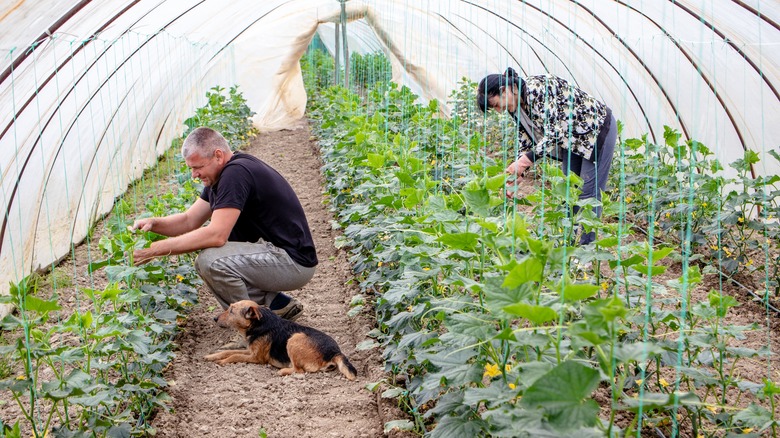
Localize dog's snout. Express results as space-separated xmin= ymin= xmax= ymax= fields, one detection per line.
xmin=213 ymin=315 xmax=219 ymax=323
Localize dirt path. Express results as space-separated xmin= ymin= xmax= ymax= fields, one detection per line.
xmin=151 ymin=119 xmax=400 ymax=437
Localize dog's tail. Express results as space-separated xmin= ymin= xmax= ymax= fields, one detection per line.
xmin=334 ymin=354 xmax=357 ymax=380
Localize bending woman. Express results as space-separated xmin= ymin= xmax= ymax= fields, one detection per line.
xmin=477 ymin=68 xmax=618 ymax=245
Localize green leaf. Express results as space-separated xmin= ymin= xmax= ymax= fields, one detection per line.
xmin=558 ymin=283 xmax=599 ymax=302
xmin=364 ymin=380 xmax=383 ymax=392
xmin=383 ymin=420 xmax=414 ymax=433
xmin=366 ymin=153 xmax=385 ymax=169
xmin=486 ymin=173 xmax=507 ymax=191
xmin=520 ymin=361 xmax=601 ymax=430
xmin=651 ymin=246 xmax=675 ymax=261
xmin=502 ymin=256 xmax=544 ymax=287
xmin=381 ymin=387 xmax=405 ymax=399
xmin=355 ymin=131 xmax=366 ymax=146
xmin=613 ymin=342 xmax=663 ymax=364
xmin=595 ymin=236 xmax=619 ymax=247
xmin=744 ymin=149 xmax=760 ymax=165
xmin=356 ymin=340 xmax=379 ymax=351
xmin=22 ymin=295 xmax=60 ymax=313
xmin=503 ymin=303 xmax=557 ymax=325
xmin=429 ymin=414 xmax=485 ymax=438
xmin=462 ymin=384 xmax=517 ymax=408
xmin=597 ymin=297 xmax=628 ymax=322
xmin=634 ymin=264 xmax=667 ymax=276
xmin=609 ymin=254 xmax=644 ymax=270
xmin=395 ymin=171 xmax=416 ymax=186
xmin=620 ymin=391 xmax=699 ymax=411
xmin=447 ymin=313 xmax=495 ymax=339
xmin=733 ymin=404 xmax=774 ymax=430
xmin=483 ymin=276 xmax=534 ymax=316
xmin=463 ymin=187 xmax=490 ymax=217
xmin=437 ymin=232 xmax=479 ymax=251
xmin=70 ymin=391 xmax=115 ymax=407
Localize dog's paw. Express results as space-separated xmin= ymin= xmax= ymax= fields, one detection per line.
xmin=278 ymin=368 xmax=305 ymax=378
xmin=204 ymin=352 xmax=227 ymax=362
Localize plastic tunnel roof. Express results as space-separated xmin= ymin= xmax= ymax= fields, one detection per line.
xmin=0 ymin=0 xmax=778 ymax=312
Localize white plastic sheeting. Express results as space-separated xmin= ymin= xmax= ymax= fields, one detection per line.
xmin=0 ymin=0 xmax=778 ymax=315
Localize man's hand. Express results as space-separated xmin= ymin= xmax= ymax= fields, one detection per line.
xmin=129 ymin=218 xmax=155 ymax=233
xmin=133 ymin=247 xmax=157 ymax=266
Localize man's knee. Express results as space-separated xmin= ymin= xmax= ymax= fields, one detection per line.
xmin=194 ymin=248 xmax=219 ymax=279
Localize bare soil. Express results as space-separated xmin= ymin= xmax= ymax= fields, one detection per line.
xmin=150 ymin=119 xmax=410 ymax=437
xmin=0 ymin=119 xmax=412 ymax=437
xmin=2 ymin=121 xmax=777 ymax=437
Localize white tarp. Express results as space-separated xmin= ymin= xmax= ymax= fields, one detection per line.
xmin=0 ymin=0 xmax=778 ymax=317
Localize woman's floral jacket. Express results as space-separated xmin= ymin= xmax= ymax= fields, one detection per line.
xmin=515 ymin=74 xmax=608 ymax=161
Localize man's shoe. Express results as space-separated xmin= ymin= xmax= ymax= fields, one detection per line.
xmin=273 ymin=297 xmax=303 ymax=321
xmin=218 ymin=333 xmax=247 ymax=350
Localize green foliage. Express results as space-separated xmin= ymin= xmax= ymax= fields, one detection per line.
xmin=0 ymin=84 xmax=257 ymax=435
xmin=303 ymin=53 xmax=778 ymax=436
xmin=301 ymin=48 xmax=335 ymax=91
xmin=183 ymin=85 xmax=258 ymax=150
xmin=620 ymin=128 xmax=780 ymax=294
xmin=350 ymin=52 xmax=392 ymax=89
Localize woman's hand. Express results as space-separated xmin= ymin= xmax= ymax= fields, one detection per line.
xmin=506 ymin=155 xmax=533 ymax=177
xmin=505 ymin=155 xmax=533 ymax=198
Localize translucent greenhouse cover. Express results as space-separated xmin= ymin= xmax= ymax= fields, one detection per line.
xmin=0 ymin=0 xmax=778 ymax=316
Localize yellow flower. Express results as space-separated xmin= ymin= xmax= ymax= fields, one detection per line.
xmin=377 ymin=261 xmax=383 ymax=267
xmin=635 ymin=378 xmax=643 ymax=385
xmin=665 ymin=212 xmax=671 ymax=219
xmin=176 ymin=274 xmax=184 ymax=282
xmin=423 ymin=267 xmax=430 ymax=271
xmin=702 ymin=202 xmax=708 ymax=207
xmin=505 ymin=364 xmax=512 ymax=373
xmin=483 ymin=363 xmax=501 ymax=378
xmin=625 ymin=196 xmax=633 ymax=203
xmin=508 ymin=383 xmax=516 ymax=389
xmin=659 ymin=378 xmax=670 ymax=387
xmin=706 ymin=405 xmax=718 ymax=414
xmin=743 ymin=428 xmax=754 ymax=434
xmin=16 ymin=375 xmax=25 ymax=380
xmin=601 ymin=282 xmax=608 ymax=291
xmin=738 ymin=216 xmax=745 ymax=223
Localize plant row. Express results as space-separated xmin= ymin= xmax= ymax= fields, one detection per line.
xmin=303 ymin=55 xmax=779 ymax=437
xmin=0 ymin=85 xmax=256 ymax=437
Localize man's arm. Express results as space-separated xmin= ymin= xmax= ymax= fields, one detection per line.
xmin=132 ymin=205 xmax=240 ymax=265
xmin=131 ymin=198 xmax=213 ymax=237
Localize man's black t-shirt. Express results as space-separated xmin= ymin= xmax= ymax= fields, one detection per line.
xmin=200 ymin=153 xmax=318 ymax=268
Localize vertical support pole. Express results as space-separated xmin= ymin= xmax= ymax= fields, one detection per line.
xmin=334 ymin=16 xmax=340 ymax=86
xmin=340 ymin=0 xmax=349 ymax=89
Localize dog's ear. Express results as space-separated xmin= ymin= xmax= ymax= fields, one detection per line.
xmin=243 ymin=304 xmax=261 ymax=320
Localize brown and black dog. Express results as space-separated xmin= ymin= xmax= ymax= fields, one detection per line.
xmin=204 ymin=300 xmax=357 ymax=380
